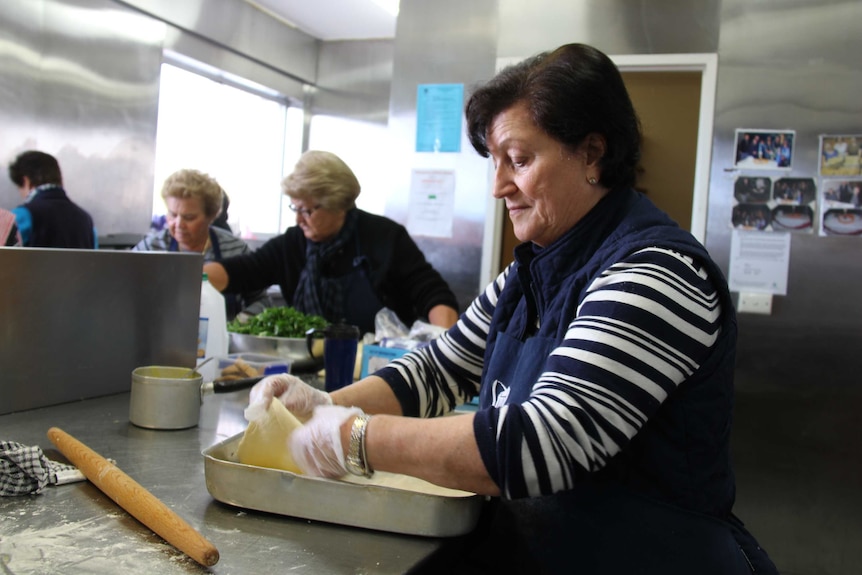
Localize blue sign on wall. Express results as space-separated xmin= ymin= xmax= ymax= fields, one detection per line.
xmin=416 ymin=83 xmax=464 ymax=153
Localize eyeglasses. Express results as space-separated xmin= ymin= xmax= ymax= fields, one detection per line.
xmin=288 ymin=203 xmax=322 ymax=217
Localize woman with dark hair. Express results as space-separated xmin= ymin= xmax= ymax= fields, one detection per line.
xmin=211 ymin=189 xmax=231 ymax=232
xmin=7 ymin=150 xmax=96 ymax=248
xmin=245 ymin=44 xmax=777 ymax=574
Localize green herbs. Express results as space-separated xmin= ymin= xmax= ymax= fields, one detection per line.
xmin=228 ymin=307 xmax=328 ymax=338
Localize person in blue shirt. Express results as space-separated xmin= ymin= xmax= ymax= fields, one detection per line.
xmin=7 ymin=150 xmax=96 ymax=248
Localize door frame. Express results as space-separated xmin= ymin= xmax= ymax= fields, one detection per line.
xmin=479 ymin=53 xmax=718 ymax=289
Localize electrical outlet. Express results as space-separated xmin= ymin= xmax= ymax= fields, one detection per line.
xmin=737 ymin=292 xmax=772 ymax=315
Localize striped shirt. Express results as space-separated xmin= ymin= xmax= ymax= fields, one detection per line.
xmin=378 ymin=246 xmax=722 ymax=499
xmin=133 ymin=226 xmax=247 ymax=260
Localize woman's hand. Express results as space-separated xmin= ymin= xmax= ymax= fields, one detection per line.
xmin=289 ymin=405 xmax=362 ymax=477
xmin=428 ymin=304 xmax=459 ymax=329
xmin=248 ymin=373 xmax=332 ymax=420
xmin=202 ymin=261 xmax=229 ymax=291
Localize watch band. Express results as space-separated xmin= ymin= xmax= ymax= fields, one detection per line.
xmin=345 ymin=413 xmax=373 ymax=478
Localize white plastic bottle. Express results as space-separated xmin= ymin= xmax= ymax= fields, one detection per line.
xmin=198 ymin=273 xmax=228 ymax=378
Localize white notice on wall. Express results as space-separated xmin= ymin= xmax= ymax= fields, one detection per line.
xmin=407 ymin=169 xmax=455 ymax=238
xmin=728 ymin=230 xmax=791 ymax=295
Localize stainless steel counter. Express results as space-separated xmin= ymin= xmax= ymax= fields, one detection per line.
xmin=0 ymin=390 xmax=457 ymax=574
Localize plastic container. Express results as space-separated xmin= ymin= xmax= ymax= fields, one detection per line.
xmin=214 ymin=353 xmax=291 ymax=381
xmin=360 ymin=344 xmax=410 ymax=378
xmin=198 ymin=273 xmax=228 ymax=381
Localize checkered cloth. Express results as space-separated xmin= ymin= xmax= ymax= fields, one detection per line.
xmin=0 ymin=441 xmax=82 ymax=496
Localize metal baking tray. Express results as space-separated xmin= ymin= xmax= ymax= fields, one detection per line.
xmin=202 ymin=432 xmax=485 ymax=537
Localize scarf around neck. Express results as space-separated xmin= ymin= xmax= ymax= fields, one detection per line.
xmin=292 ymin=208 xmax=359 ymax=320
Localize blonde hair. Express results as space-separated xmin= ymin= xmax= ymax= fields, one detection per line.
xmin=161 ymin=169 xmax=224 ymax=219
xmin=281 ymin=150 xmax=360 ymax=211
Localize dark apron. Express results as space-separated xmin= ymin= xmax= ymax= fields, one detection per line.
xmin=460 ymin=331 xmax=760 ymax=575
xmin=337 ymin=234 xmax=383 ymax=334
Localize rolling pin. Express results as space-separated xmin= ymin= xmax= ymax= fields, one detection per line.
xmin=47 ymin=427 xmax=220 ymax=567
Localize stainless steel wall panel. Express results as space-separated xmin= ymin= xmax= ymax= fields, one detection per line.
xmin=0 ymin=0 xmax=164 ymax=237
xmin=163 ymin=28 xmax=305 ymax=103
xmin=0 ymin=248 xmax=202 ymax=415
xmin=386 ymin=0 xmax=498 ymax=310
xmin=0 ymin=1 xmax=43 ymax=156
xmin=313 ymin=39 xmax=394 ymax=124
xmin=497 ymin=0 xmax=721 ymax=59
xmin=708 ymin=0 xmax=862 ymax=385
xmin=117 ymin=0 xmax=319 ymax=85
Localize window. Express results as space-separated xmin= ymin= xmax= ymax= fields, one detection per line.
xmin=153 ymin=63 xmax=303 ymax=237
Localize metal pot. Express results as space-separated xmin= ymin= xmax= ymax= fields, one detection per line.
xmin=129 ymin=366 xmax=264 ymax=430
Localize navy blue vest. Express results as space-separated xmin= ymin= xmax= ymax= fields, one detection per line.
xmin=467 ymin=189 xmax=776 ymax=574
xmin=21 ymin=186 xmax=94 ymax=249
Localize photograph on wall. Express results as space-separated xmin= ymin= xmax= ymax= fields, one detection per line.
xmin=730 ymin=176 xmax=816 ymax=233
xmin=819 ymin=178 xmax=862 ymax=237
xmin=731 ymin=203 xmax=772 ymax=231
xmin=733 ymin=129 xmax=795 ymax=170
xmin=734 ymin=176 xmax=771 ymax=204
xmin=731 ymin=176 xmax=772 ymax=231
xmin=819 ymin=134 xmax=862 ymax=176
xmin=770 ymin=177 xmax=816 ymax=233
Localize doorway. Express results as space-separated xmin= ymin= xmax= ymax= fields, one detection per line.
xmin=483 ymin=54 xmax=717 ymax=282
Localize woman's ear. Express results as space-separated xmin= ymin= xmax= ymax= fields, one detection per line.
xmin=583 ymin=133 xmax=606 ymax=168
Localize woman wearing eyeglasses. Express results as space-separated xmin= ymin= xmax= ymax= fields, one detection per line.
xmin=203 ymin=150 xmax=459 ymax=334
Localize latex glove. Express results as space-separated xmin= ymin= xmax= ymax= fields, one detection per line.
xmin=247 ymin=373 xmax=332 ymax=420
xmin=289 ymin=405 xmax=362 ymax=478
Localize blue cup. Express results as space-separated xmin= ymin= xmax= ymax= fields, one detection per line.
xmin=306 ymin=322 xmax=360 ymax=392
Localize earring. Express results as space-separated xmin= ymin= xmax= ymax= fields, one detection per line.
xmin=587 ymin=177 xmax=598 ymax=185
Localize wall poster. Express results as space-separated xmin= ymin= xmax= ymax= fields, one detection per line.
xmin=415 ymin=83 xmax=464 ymax=153
xmin=407 ymin=169 xmax=455 ymax=238
xmin=728 ymin=230 xmax=791 ymax=295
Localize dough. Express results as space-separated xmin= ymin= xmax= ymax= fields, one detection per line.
xmin=237 ymin=398 xmax=303 ymax=474
xmin=236 ymin=400 xmax=474 ymax=497
xmin=342 ymin=471 xmax=474 ymax=497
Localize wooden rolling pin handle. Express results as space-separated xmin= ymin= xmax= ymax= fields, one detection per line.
xmin=47 ymin=427 xmax=220 ymax=567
